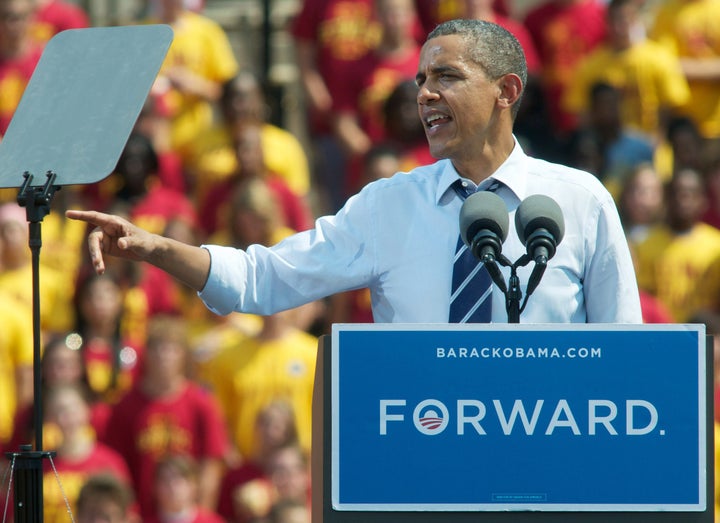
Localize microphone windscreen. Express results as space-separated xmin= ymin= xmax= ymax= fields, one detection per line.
xmin=459 ymin=191 xmax=509 ymax=246
xmin=514 ymin=194 xmax=565 ymax=245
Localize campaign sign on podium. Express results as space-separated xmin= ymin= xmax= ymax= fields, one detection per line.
xmin=330 ymin=324 xmax=707 ymax=513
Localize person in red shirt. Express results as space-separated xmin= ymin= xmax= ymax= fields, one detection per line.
xmin=76 ymin=474 xmax=140 ymax=523
xmin=290 ymin=0 xmax=381 ymax=212
xmin=28 ymin=0 xmax=89 ymax=46
xmin=0 ymin=0 xmax=43 ymax=137
xmin=74 ymin=273 xmax=145 ymax=404
xmin=101 ymin=315 xmax=230 ymax=519
xmin=523 ymin=0 xmax=607 ymax=136
xmin=146 ymin=454 xmax=225 ymax=523
xmin=199 ymin=121 xmax=313 ymax=237
xmin=332 ymin=0 xmax=423 ymax=194
xmin=42 ymin=383 xmax=133 ymax=523
xmin=5 ymin=334 xmax=114 ymax=453
xmin=464 ymin=0 xmax=540 ymax=75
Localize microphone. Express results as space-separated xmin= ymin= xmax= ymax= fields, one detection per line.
xmin=459 ymin=191 xmax=509 ymax=292
xmin=514 ymin=194 xmax=565 ymax=265
xmin=514 ymin=194 xmax=565 ymax=297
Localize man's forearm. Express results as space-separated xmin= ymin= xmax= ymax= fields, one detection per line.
xmin=147 ymin=235 xmax=212 ymax=292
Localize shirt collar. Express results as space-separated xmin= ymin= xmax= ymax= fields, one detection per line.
xmin=435 ymin=136 xmax=528 ymax=205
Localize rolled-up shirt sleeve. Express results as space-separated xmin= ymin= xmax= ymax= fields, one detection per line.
xmin=197 ymin=244 xmax=250 ymax=315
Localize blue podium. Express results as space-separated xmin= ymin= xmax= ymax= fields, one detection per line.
xmin=311 ymin=324 xmax=714 ymax=522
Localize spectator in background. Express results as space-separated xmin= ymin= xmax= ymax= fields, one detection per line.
xmin=0 ymin=202 xmax=75 ymax=335
xmin=634 ymin=168 xmax=720 ymax=322
xmin=74 ymin=273 xmax=144 ymax=404
xmin=201 ymin=302 xmax=319 ymax=464
xmin=649 ymin=0 xmax=720 ymax=144
xmin=264 ymin=444 xmax=311 ymax=519
xmin=144 ymin=0 xmax=238 ymax=160
xmin=102 ymin=315 xmax=230 ymax=519
xmin=618 ymin=162 xmax=665 ymax=248
xmin=41 ymin=383 xmax=133 ymax=523
xmin=146 ymin=454 xmax=225 ymax=523
xmin=186 ymin=72 xmax=311 ymax=207
xmin=76 ymin=474 xmax=139 ymax=523
xmin=0 ymin=0 xmax=42 ymax=140
xmin=115 ymin=132 xmax=198 ymax=237
xmin=290 ymin=0 xmax=381 ymax=213
xmin=564 ymin=82 xmax=655 ymax=198
xmin=657 ymin=116 xmax=710 ymax=181
xmin=333 ymin=0 xmax=420 ymax=197
xmin=620 ymin=162 xmax=691 ymax=327
xmin=207 ymin=178 xmax=295 ymax=250
xmin=703 ymin=157 xmax=720 ymax=230
xmin=6 ymin=334 xmax=113 ymax=453
xmin=217 ymin=401 xmax=300 ymax=523
xmin=36 ymin=187 xmax=89 ymax=292
xmin=562 ymin=0 xmax=690 ymax=143
xmin=226 ymin=443 xmax=310 ymax=523
xmin=28 ymin=0 xmax=89 ymax=46
xmin=523 ymin=0 xmax=607 ymax=139
xmin=199 ymin=121 xmax=313 ymax=237
xmin=265 ymin=498 xmax=310 ymax=523
xmin=331 ymin=0 xmax=423 ymax=197
xmin=413 ymin=0 xmax=464 ymax=35
xmin=379 ymin=79 xmax=433 ymax=170
xmin=0 ymin=288 xmax=32 ymax=450
xmin=463 ymin=0 xmax=540 ymax=76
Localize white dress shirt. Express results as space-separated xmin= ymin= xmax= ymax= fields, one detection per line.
xmin=199 ymin=139 xmax=642 ymax=323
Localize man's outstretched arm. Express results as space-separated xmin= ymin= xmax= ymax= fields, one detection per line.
xmin=66 ymin=209 xmax=211 ymax=292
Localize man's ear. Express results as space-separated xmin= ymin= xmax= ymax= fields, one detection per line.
xmin=497 ymin=73 xmax=523 ymax=110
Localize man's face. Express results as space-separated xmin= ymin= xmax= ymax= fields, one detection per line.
xmin=416 ymin=34 xmax=500 ymax=164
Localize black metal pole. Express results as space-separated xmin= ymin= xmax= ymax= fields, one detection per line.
xmin=7 ymin=446 xmax=47 ymax=523
xmin=5 ymin=171 xmax=60 ymax=523
xmin=28 ymin=219 xmax=43 ymax=452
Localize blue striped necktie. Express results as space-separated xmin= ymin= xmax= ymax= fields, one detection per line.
xmin=449 ymin=180 xmax=500 ymax=323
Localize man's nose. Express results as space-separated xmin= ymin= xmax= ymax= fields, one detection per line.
xmin=417 ymin=84 xmax=439 ymax=105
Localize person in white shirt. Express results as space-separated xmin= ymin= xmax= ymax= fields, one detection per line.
xmin=67 ymin=19 xmax=641 ymax=324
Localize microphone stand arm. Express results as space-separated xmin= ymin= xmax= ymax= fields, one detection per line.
xmin=494 ymin=253 xmax=532 ymax=324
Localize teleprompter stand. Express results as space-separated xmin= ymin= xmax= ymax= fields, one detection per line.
xmin=5 ymin=172 xmax=60 ymax=523
xmin=0 ymin=25 xmax=172 ymax=522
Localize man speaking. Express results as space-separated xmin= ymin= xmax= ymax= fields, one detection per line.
xmin=67 ymin=19 xmax=642 ymax=324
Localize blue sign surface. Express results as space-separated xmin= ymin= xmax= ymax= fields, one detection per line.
xmin=330 ymin=324 xmax=707 ymax=512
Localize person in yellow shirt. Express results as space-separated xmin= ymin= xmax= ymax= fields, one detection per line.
xmin=184 ymin=72 xmax=311 ymax=206
xmin=715 ymin=421 xmax=720 ymax=520
xmin=563 ymin=0 xmax=690 ymax=139
xmin=145 ymin=0 xmax=239 ymax=159
xmin=649 ymin=0 xmax=720 ymax=141
xmin=0 ymin=290 xmax=33 ymax=447
xmin=634 ymin=167 xmax=720 ymax=322
xmin=202 ymin=305 xmax=319 ymax=461
xmin=0 ymin=202 xmax=74 ymax=335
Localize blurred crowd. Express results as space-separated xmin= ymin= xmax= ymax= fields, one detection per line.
xmin=1 ymin=0 xmax=720 ymax=520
